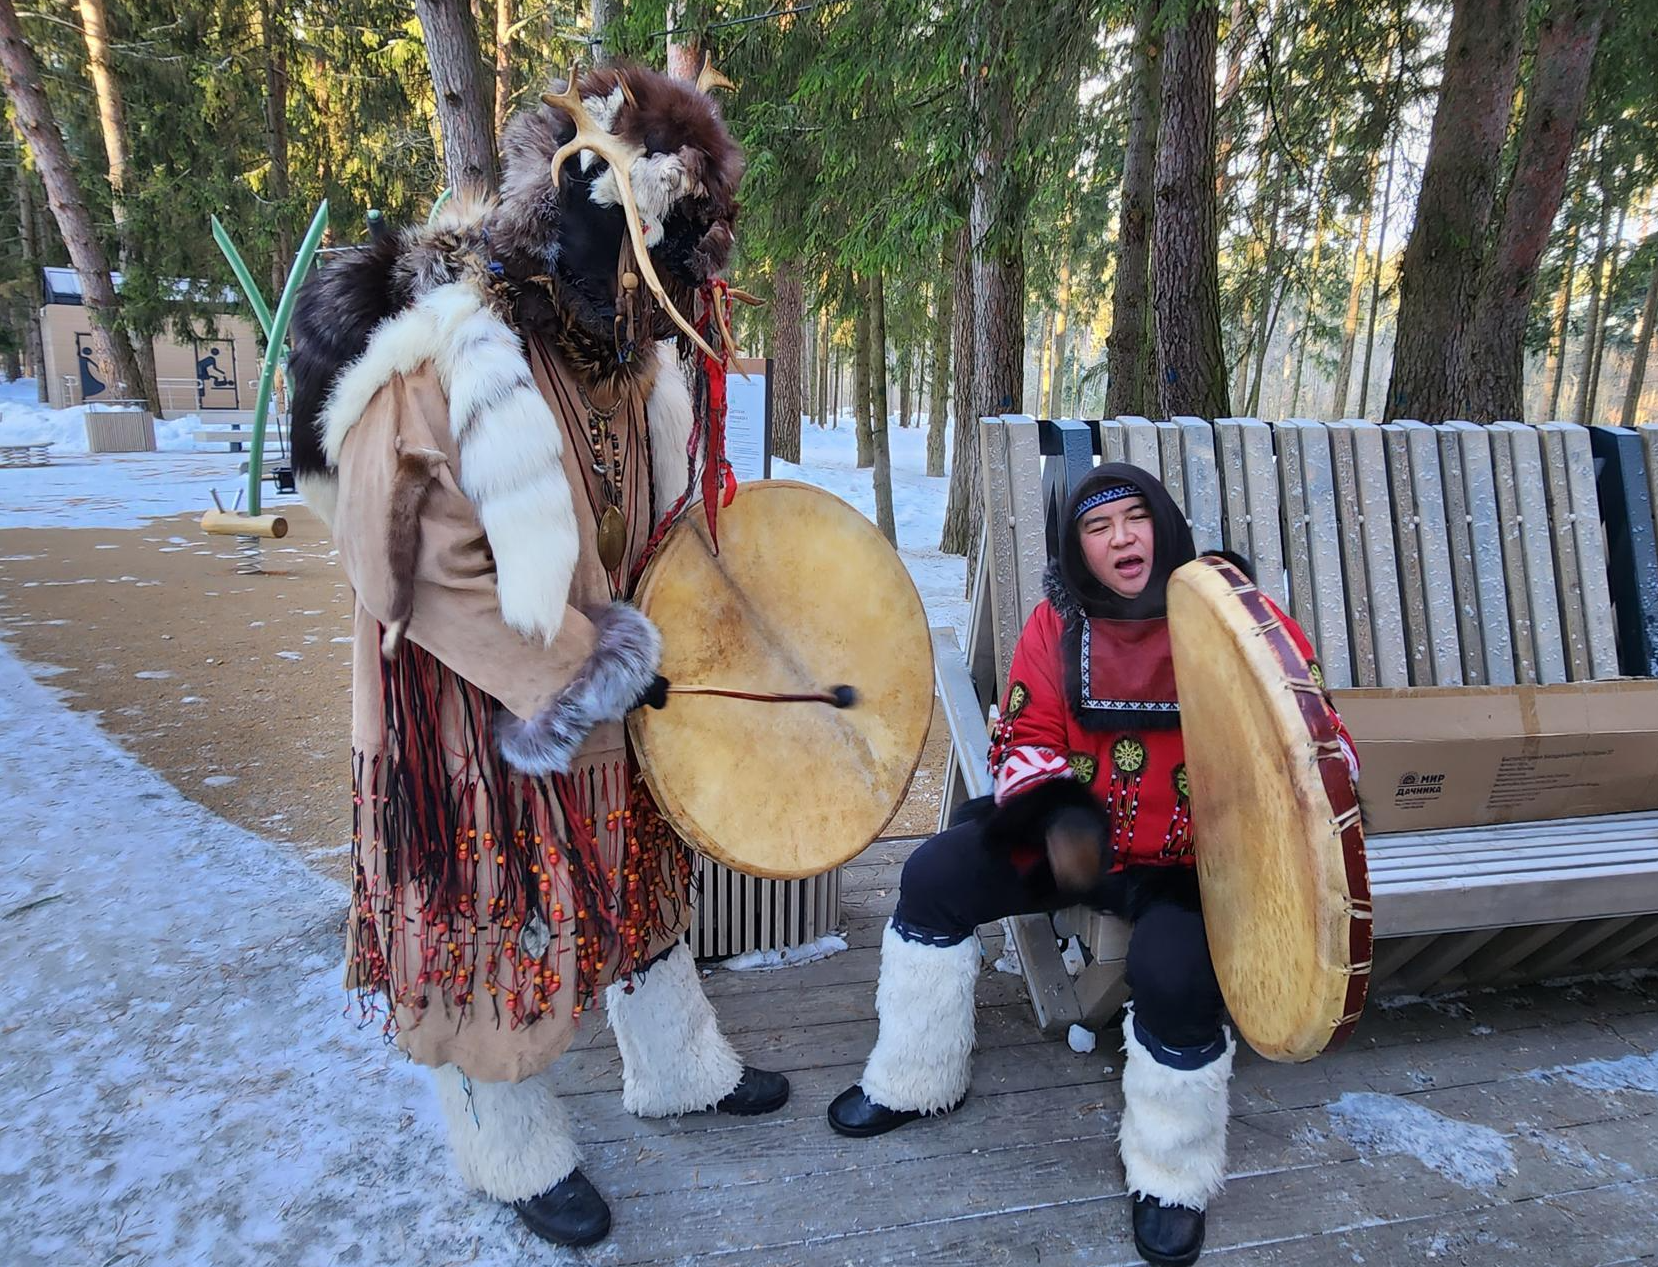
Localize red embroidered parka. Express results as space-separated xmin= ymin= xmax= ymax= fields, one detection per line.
xmin=988 ymin=595 xmax=1357 ymax=871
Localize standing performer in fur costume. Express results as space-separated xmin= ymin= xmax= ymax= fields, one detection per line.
xmin=827 ymin=464 xmax=1359 ymax=1267
xmin=287 ymin=63 xmax=786 ymax=1249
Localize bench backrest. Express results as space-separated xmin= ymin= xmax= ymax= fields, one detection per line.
xmin=973 ymin=416 xmax=1655 ymax=706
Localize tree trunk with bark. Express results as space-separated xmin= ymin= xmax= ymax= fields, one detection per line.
xmin=869 ymin=273 xmax=897 ymax=544
xmin=1573 ymin=184 xmax=1614 ymax=424
xmin=1332 ymin=160 xmax=1380 ymax=418
xmin=592 ymin=0 xmax=617 ymax=66
xmin=928 ymin=251 xmax=952 ymax=476
xmin=942 ymin=224 xmax=980 ymax=555
xmin=78 ymin=0 xmax=161 ymax=412
xmin=0 ymin=0 xmax=141 ymax=402
xmin=666 ymin=0 xmax=699 ymax=80
xmin=1544 ymin=218 xmax=1580 ymax=418
xmin=1047 ymin=261 xmax=1071 ymax=417
xmin=853 ymin=280 xmax=873 ymax=467
xmin=1106 ymin=0 xmax=1160 ymax=419
xmin=1622 ymin=249 xmax=1658 ymax=426
xmin=495 ymin=0 xmax=512 ymax=136
xmin=416 ymin=0 xmax=499 ymax=197
xmin=1384 ymin=0 xmax=1526 ymax=422
xmin=15 ymin=160 xmax=44 ymax=399
xmin=1463 ymin=0 xmax=1609 ymax=422
xmin=771 ymin=265 xmax=803 ymax=462
xmin=1584 ymin=201 xmax=1627 ymax=424
xmin=1153 ymin=1 xmax=1229 ymax=419
xmin=256 ymin=0 xmax=293 ymax=300
xmin=1359 ymin=135 xmax=1400 ymax=417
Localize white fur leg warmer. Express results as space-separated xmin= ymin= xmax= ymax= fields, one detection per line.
xmin=1118 ymin=1005 xmax=1235 ymax=1210
xmin=431 ymin=1062 xmax=582 ymax=1203
xmin=859 ymin=921 xmax=980 ymax=1114
xmin=606 ymin=943 xmax=744 ymax=1118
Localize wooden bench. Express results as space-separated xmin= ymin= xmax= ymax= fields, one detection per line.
xmin=0 ymin=441 xmax=52 ymax=468
xmin=936 ymin=414 xmax=1658 ymax=1036
xmin=193 ymin=415 xmax=290 ymax=455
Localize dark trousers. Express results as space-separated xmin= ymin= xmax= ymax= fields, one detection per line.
xmin=892 ymin=798 xmax=1226 ymax=1054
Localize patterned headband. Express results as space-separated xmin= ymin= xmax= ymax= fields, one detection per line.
xmin=1073 ymin=483 xmax=1139 ymax=520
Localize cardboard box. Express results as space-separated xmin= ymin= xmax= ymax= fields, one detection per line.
xmin=1330 ymin=680 xmax=1658 ymax=834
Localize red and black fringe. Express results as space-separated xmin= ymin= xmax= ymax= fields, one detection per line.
xmin=347 ymin=638 xmax=693 ymax=1041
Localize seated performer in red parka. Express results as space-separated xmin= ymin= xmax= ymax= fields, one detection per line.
xmin=828 ymin=462 xmax=1356 ymax=1267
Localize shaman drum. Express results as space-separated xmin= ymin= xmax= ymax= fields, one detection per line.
xmin=1166 ymin=555 xmax=1372 ymax=1062
xmin=628 ymin=480 xmax=933 ymax=880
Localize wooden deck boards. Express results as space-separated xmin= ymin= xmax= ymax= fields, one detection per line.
xmin=547 ymin=836 xmax=1658 ymax=1266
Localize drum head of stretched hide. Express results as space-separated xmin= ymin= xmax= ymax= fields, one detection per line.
xmin=1167 ymin=556 xmax=1371 ymax=1062
xmin=629 ymin=481 xmax=933 ymax=880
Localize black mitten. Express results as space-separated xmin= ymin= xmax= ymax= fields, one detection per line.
xmin=634 ymin=674 xmax=670 ymax=711
xmin=982 ymin=779 xmax=1113 ymax=894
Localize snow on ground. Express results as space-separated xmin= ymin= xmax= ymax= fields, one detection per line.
xmin=0 ymin=379 xmax=301 ymax=531
xmin=1325 ymin=1091 xmax=1517 ymax=1191
xmin=0 ymin=378 xmax=208 ymax=454
xmin=781 ymin=416 xmax=968 ymax=642
xmin=718 ymin=932 xmax=849 ymax=972
xmin=0 ymin=640 xmax=573 ymax=1267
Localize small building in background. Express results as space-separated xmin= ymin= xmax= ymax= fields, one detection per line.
xmin=38 ymin=267 xmax=264 ymax=417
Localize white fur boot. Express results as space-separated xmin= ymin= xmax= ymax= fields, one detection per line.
xmin=431 ymin=1062 xmax=582 ymax=1203
xmin=1118 ymin=1004 xmax=1235 ymax=1210
xmin=859 ymin=920 xmax=981 ymax=1114
xmin=605 ymin=943 xmax=745 ymax=1117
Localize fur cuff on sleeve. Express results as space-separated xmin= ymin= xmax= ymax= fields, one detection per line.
xmin=981 ymin=776 xmax=1109 ymax=858
xmin=496 ymin=603 xmax=662 ymax=775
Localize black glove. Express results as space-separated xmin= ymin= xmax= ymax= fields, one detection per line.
xmin=1044 ymin=803 xmax=1112 ymax=896
xmin=982 ymin=779 xmax=1113 ymax=896
xmin=633 ymin=674 xmax=670 ymax=711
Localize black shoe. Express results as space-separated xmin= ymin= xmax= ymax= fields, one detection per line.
xmin=714 ymin=1065 xmax=791 ymax=1116
xmin=1132 ymin=1194 xmax=1205 ymax=1266
xmin=512 ymin=1168 xmax=611 ymax=1248
xmin=826 ymin=1084 xmax=962 ymax=1138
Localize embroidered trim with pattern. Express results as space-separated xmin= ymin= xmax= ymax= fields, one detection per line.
xmin=1080 ymin=622 xmax=1180 ymax=714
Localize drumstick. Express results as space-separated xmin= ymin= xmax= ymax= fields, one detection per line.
xmin=665 ymin=683 xmax=859 ymax=708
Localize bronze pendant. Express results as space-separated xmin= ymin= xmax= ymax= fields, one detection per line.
xmin=598 ymin=504 xmax=628 ymax=572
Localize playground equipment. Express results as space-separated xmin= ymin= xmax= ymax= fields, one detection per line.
xmin=202 ymin=201 xmax=328 ymax=565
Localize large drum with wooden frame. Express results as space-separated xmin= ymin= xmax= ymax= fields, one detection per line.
xmin=1166 ymin=555 xmax=1372 ymax=1062
xmin=628 ymin=480 xmax=934 ymax=880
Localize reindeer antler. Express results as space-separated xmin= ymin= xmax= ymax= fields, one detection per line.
xmin=697 ymin=53 xmax=736 ymax=94
xmin=542 ymin=69 xmax=721 ymax=363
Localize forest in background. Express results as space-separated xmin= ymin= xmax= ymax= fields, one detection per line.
xmin=0 ymin=0 xmax=1654 ymax=555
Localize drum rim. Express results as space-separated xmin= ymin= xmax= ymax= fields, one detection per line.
xmin=1170 ymin=555 xmax=1372 ymax=1062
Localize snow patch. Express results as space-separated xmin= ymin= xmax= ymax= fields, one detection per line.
xmin=1326 ymin=1092 xmax=1515 ymax=1190
xmin=1067 ymin=1024 xmax=1096 ymax=1054
xmin=1530 ymin=1051 xmax=1658 ymax=1097
xmin=718 ymin=933 xmax=848 ymax=972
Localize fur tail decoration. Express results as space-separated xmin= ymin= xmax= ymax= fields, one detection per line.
xmin=380 ymin=442 xmax=447 ymax=659
xmin=859 ymin=920 xmax=980 ymax=1114
xmin=432 ymin=1062 xmax=582 ymax=1203
xmin=1118 ymin=1004 xmax=1235 ymax=1210
xmin=605 ymin=943 xmax=744 ymax=1117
